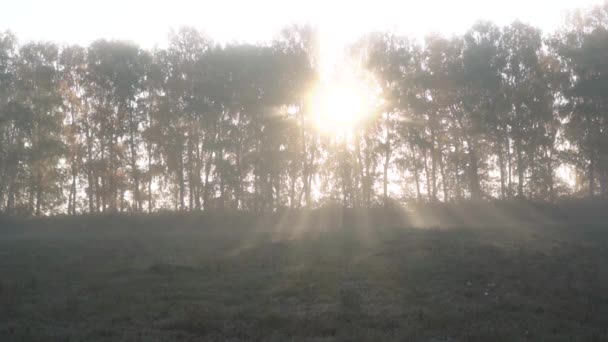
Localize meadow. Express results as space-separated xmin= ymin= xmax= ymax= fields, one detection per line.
xmin=1 ymin=202 xmax=607 ymax=341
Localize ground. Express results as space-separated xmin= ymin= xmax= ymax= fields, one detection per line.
xmin=1 ymin=206 xmax=607 ymax=341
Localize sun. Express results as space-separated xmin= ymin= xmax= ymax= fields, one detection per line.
xmin=309 ymin=81 xmax=373 ymax=133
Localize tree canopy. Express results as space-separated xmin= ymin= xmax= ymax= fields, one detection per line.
xmin=1 ymin=3 xmax=608 ymax=215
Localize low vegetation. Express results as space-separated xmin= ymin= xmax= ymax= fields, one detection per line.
xmin=1 ymin=203 xmax=607 ymax=341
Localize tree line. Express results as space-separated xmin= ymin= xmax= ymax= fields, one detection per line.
xmin=1 ymin=4 xmax=608 ymax=215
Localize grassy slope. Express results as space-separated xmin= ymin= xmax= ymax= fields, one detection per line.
xmin=1 ymin=206 xmax=608 ymax=341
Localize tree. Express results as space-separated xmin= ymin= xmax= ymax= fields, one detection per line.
xmin=3 ymin=10 xmax=608 ymax=216
xmin=551 ymin=6 xmax=608 ymax=197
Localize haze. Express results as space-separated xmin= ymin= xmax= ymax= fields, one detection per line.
xmin=3 ymin=1 xmax=608 ymax=341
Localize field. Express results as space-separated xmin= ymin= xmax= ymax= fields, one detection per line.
xmin=1 ymin=204 xmax=608 ymax=341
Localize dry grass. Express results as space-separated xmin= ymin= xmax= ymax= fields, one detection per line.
xmin=0 ymin=206 xmax=607 ymax=341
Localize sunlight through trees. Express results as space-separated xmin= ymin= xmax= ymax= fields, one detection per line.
xmin=1 ymin=3 xmax=608 ymax=215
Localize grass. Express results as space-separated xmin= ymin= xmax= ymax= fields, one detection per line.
xmin=1 ymin=205 xmax=608 ymax=341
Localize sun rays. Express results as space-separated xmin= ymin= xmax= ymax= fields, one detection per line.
xmin=307 ymin=70 xmax=378 ymax=135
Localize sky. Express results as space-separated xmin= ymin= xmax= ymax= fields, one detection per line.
xmin=2 ymin=0 xmax=604 ymax=46
xmin=1 ymin=0 xmax=604 ymax=70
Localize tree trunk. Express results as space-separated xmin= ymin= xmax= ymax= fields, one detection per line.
xmin=506 ymin=128 xmax=513 ymax=198
xmin=178 ymin=148 xmax=185 ymax=211
xmin=85 ymin=123 xmax=95 ymax=213
xmin=438 ymin=150 xmax=448 ymax=202
xmin=411 ymin=144 xmax=422 ymax=201
xmin=203 ymin=149 xmax=214 ymax=210
xmin=589 ymin=150 xmax=595 ymax=197
xmin=468 ymin=139 xmax=482 ymax=201
xmin=35 ymin=173 xmax=42 ymax=216
xmin=497 ymin=138 xmax=506 ymax=199
xmin=187 ymin=129 xmax=194 ymax=211
xmin=70 ymin=171 xmax=77 ymax=215
xmin=194 ymin=137 xmax=202 ymax=211
xmin=515 ymin=135 xmax=524 ymax=198
xmin=109 ymin=132 xmax=117 ymax=212
xmin=430 ymin=129 xmax=437 ymax=201
xmin=423 ymin=148 xmax=432 ymax=202
xmin=147 ymin=141 xmax=153 ymax=213
xmin=383 ymin=152 xmax=389 ymax=208
xmin=547 ymin=148 xmax=555 ymax=201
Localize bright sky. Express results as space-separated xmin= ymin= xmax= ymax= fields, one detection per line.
xmin=2 ymin=0 xmax=603 ymax=46
xmin=1 ymin=0 xmax=603 ymax=72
